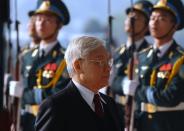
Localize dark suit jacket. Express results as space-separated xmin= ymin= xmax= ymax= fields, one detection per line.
xmin=35 ymin=81 xmax=122 ymax=131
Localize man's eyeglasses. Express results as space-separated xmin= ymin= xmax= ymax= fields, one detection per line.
xmin=87 ymin=58 xmax=113 ymax=67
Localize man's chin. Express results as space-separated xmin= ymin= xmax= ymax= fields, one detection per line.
xmin=99 ymin=81 xmax=109 ymax=88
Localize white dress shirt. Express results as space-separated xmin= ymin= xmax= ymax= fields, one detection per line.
xmin=39 ymin=40 xmax=58 ymax=56
xmin=72 ymin=79 xmax=106 ymax=111
xmin=126 ymin=38 xmax=144 ymax=50
xmin=153 ymin=40 xmax=173 ymax=58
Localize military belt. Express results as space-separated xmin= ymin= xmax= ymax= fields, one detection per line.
xmin=24 ymin=104 xmax=39 ymax=116
xmin=141 ymin=102 xmax=184 ymax=113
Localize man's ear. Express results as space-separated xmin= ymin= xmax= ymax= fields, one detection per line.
xmin=58 ymin=23 xmax=63 ymax=29
xmin=73 ymin=59 xmax=82 ymax=73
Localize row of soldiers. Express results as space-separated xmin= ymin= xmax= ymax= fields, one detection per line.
xmin=5 ymin=0 xmax=184 ymax=131
xmin=111 ymin=0 xmax=184 ymax=131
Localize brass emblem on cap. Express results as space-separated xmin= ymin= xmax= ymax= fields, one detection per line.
xmin=134 ymin=3 xmax=143 ymax=10
xmin=157 ymin=0 xmax=167 ymax=6
xmin=154 ymin=0 xmax=176 ymax=16
xmin=39 ymin=1 xmax=50 ymax=11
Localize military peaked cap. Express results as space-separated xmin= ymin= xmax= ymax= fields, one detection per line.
xmin=35 ymin=0 xmax=70 ymax=25
xmin=126 ymin=0 xmax=153 ymax=19
xmin=153 ymin=0 xmax=184 ymax=30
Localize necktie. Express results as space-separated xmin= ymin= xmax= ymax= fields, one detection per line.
xmin=93 ymin=94 xmax=104 ymax=117
xmin=152 ymin=48 xmax=160 ymax=63
xmin=40 ymin=50 xmax=45 ymax=58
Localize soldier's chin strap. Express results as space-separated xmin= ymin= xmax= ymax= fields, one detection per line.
xmin=156 ymin=24 xmax=176 ymax=39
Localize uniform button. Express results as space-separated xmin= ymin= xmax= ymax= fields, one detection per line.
xmin=148 ymin=114 xmax=153 ymax=119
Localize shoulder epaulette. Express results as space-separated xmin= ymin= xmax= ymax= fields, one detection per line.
xmin=21 ymin=47 xmax=37 ymax=56
xmin=139 ymin=45 xmax=152 ymax=54
xmin=21 ymin=48 xmax=30 ymax=55
xmin=115 ymin=44 xmax=126 ymax=54
xmin=60 ymin=48 xmax=65 ymax=54
xmin=176 ymin=46 xmax=184 ymax=55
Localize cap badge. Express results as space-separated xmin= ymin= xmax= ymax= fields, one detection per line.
xmin=39 ymin=1 xmax=50 ymax=10
xmin=158 ymin=0 xmax=167 ymax=6
xmin=134 ymin=3 xmax=143 ymax=10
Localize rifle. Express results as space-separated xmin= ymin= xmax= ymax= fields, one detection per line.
xmin=3 ymin=18 xmax=13 ymax=113
xmin=106 ymin=0 xmax=115 ymax=97
xmin=107 ymin=0 xmax=113 ymax=53
xmin=9 ymin=0 xmax=21 ymax=130
xmin=0 ymin=20 xmax=11 ymax=131
xmin=124 ymin=0 xmax=136 ymax=131
xmin=0 ymin=0 xmax=12 ymax=130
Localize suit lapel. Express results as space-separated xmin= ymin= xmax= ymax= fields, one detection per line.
xmin=65 ymin=81 xmax=98 ymax=130
xmin=66 ymin=81 xmax=93 ymax=111
xmin=64 ymin=81 xmax=121 ymax=131
xmin=100 ymin=94 xmax=121 ymax=131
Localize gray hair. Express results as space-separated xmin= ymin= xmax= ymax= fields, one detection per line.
xmin=65 ymin=36 xmax=105 ymax=77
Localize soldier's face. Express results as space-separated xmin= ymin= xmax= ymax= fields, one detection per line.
xmin=149 ymin=9 xmax=176 ymax=39
xmin=124 ymin=10 xmax=147 ymax=35
xmin=27 ymin=16 xmax=37 ymax=38
xmin=35 ymin=13 xmax=60 ymax=40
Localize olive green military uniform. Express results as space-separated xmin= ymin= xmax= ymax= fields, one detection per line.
xmin=111 ymin=40 xmax=150 ymax=129
xmin=136 ymin=41 xmax=184 ymax=131
xmin=20 ymin=0 xmax=70 ymax=131
xmin=112 ymin=40 xmax=150 ymax=96
xmin=134 ymin=0 xmax=184 ymax=130
xmin=110 ymin=0 xmax=153 ymax=128
xmin=21 ymin=42 xmax=70 ymax=106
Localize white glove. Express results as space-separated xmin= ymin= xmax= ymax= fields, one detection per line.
xmin=9 ymin=80 xmax=23 ymax=98
xmin=122 ymin=77 xmax=139 ymax=96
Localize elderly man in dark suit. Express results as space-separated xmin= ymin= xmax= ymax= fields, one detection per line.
xmin=35 ymin=36 xmax=123 ymax=131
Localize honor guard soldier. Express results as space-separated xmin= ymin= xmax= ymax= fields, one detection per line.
xmin=20 ymin=0 xmax=70 ymax=131
xmin=123 ymin=0 xmax=184 ymax=131
xmin=110 ymin=0 xmax=153 ymax=127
